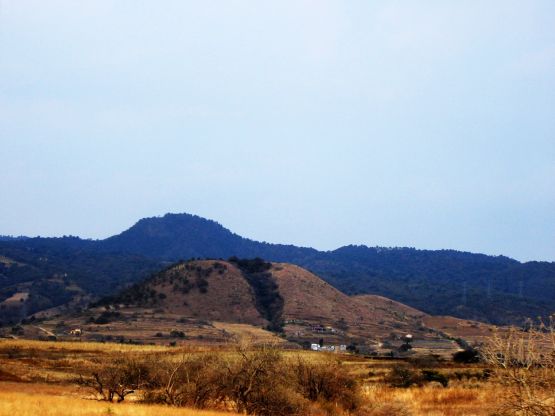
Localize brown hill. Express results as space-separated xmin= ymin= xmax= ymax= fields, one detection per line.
xmin=271 ymin=264 xmax=428 ymax=337
xmin=97 ymin=260 xmax=442 ymax=345
xmin=8 ymin=260 xmax=474 ymax=356
xmin=130 ymin=260 xmax=265 ymax=326
xmin=113 ymin=260 xmax=429 ymax=333
xmin=274 ymin=263 xmax=427 ymax=323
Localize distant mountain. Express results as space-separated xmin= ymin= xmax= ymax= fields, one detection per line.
xmin=100 ymin=213 xmax=317 ymax=261
xmin=1 ymin=212 xmax=554 ymax=325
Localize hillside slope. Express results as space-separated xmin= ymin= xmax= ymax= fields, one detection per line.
xmin=87 ymin=259 xmax=445 ymax=347
xmin=105 ymin=260 xmax=265 ymax=325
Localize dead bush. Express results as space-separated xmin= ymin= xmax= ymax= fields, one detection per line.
xmin=77 ymin=354 xmax=151 ymax=402
xmin=482 ymin=317 xmax=555 ymax=416
xmin=219 ymin=347 xmax=308 ymax=416
xmin=143 ymin=353 xmax=224 ymax=408
xmin=238 ymin=384 xmax=307 ymax=416
xmin=74 ymin=346 xmax=363 ymax=416
xmin=293 ymin=356 xmax=360 ymax=411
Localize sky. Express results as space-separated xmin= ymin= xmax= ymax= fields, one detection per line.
xmin=0 ymin=1 xmax=554 ymax=262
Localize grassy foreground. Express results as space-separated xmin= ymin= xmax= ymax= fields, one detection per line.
xmin=0 ymin=338 xmax=530 ymax=416
xmin=363 ymin=384 xmax=502 ymax=416
xmin=0 ymin=382 xmax=502 ymax=416
xmin=0 ymin=390 xmax=233 ymax=416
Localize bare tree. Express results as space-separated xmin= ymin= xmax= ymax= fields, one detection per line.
xmin=293 ymin=355 xmax=360 ymax=410
xmin=76 ymin=343 xmax=363 ymax=415
xmin=218 ymin=344 xmax=306 ymax=416
xmin=482 ymin=317 xmax=555 ymax=415
xmin=78 ymin=355 xmax=151 ymax=402
xmin=145 ymin=352 xmax=224 ymax=408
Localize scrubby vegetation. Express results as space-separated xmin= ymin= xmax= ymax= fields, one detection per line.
xmin=94 ymin=261 xmax=216 ymax=308
xmin=77 ymin=355 xmax=151 ymax=402
xmin=1 ymin=335 xmax=553 ymax=416
xmin=77 ymin=347 xmax=361 ymax=416
xmin=481 ymin=318 xmax=555 ymax=415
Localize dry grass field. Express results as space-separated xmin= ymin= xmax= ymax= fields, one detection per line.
xmin=0 ymin=380 xmax=505 ymax=416
xmin=0 ymin=389 xmax=233 ymax=416
xmin=0 ymin=338 xmax=518 ymax=416
xmin=361 ymin=384 xmax=503 ymax=416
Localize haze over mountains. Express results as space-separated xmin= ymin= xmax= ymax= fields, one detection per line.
xmin=1 ymin=213 xmax=554 ymax=326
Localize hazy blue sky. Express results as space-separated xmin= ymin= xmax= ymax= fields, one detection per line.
xmin=1 ymin=1 xmax=554 ymax=262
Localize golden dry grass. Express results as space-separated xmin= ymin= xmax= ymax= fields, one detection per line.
xmin=0 ymin=380 xmax=504 ymax=416
xmin=363 ymin=383 xmax=504 ymax=416
xmin=0 ymin=390 xmax=235 ymax=416
xmin=0 ymin=338 xmax=515 ymax=416
xmin=0 ymin=338 xmax=171 ymax=353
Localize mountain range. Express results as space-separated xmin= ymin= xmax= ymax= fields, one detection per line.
xmin=1 ymin=212 xmax=553 ymax=325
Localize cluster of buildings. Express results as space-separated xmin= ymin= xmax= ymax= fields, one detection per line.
xmin=310 ymin=343 xmax=347 ymax=352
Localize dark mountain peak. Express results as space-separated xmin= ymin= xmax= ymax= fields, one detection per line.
xmin=99 ymin=212 xmax=318 ymax=262
xmin=138 ymin=212 xmax=221 ymax=225
xmin=101 ymin=212 xmax=247 ymax=259
xmin=127 ymin=212 xmax=237 ymax=239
